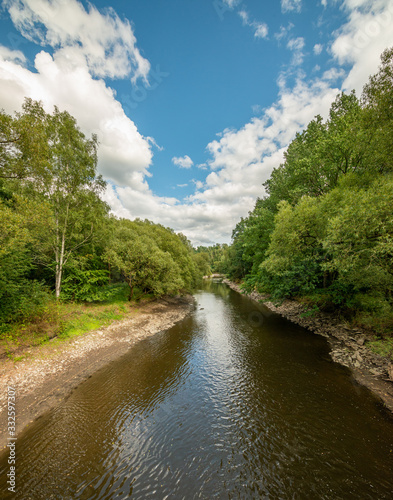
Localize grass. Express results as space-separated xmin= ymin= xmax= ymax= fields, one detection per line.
xmin=368 ymin=338 xmax=393 ymax=361
xmin=0 ymin=284 xmax=151 ymax=360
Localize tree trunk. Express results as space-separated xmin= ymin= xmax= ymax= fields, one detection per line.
xmin=55 ymin=214 xmax=60 ymax=299
xmin=127 ymin=276 xmax=134 ymax=301
xmin=55 ymin=204 xmax=68 ymax=299
xmin=55 ymin=231 xmax=65 ymax=299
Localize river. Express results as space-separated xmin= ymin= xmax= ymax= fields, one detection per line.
xmin=1 ymin=279 xmax=393 ymax=499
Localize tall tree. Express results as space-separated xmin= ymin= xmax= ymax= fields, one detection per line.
xmin=44 ymin=107 xmax=108 ymax=298
xmin=362 ymin=47 xmax=393 ymax=173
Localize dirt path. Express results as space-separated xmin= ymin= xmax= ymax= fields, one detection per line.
xmin=223 ymin=279 xmax=393 ymax=414
xmin=0 ymin=296 xmax=194 ymax=451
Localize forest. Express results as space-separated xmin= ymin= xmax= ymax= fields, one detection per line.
xmin=201 ymin=48 xmax=393 ymax=337
xmin=2 ymin=47 xmax=393 ymax=347
xmin=0 ymin=100 xmax=202 ymax=341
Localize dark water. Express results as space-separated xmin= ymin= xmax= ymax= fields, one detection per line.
xmin=1 ymin=280 xmax=393 ymax=499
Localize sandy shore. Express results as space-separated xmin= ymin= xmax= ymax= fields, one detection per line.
xmin=0 ymin=296 xmax=194 ymax=451
xmin=223 ymin=279 xmax=393 ymax=414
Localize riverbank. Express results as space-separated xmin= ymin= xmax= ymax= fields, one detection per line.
xmin=223 ymin=279 xmax=393 ymax=413
xmin=0 ymin=295 xmax=194 ymax=451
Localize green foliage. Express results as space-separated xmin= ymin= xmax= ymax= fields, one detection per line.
xmin=322 ymin=175 xmax=393 ymax=297
xmin=193 ymin=252 xmax=211 ymax=277
xmin=61 ymin=267 xmax=111 ymax=302
xmin=195 ymin=243 xmax=230 ymax=275
xmin=0 ymin=98 xmax=51 ymax=182
xmin=104 ymin=218 xmax=198 ymax=300
xmin=0 ymin=195 xmax=52 ymax=323
xmin=0 ymin=100 xmax=204 ymax=339
xmin=224 ymin=47 xmax=393 ymax=334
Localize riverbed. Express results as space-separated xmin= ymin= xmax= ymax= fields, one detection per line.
xmin=1 ymin=280 xmax=393 ymax=498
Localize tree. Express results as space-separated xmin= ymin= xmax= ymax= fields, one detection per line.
xmin=258 ymin=196 xmax=327 ymax=299
xmin=323 ymin=175 xmax=393 ymax=302
xmin=264 ymin=92 xmax=369 ymax=206
xmin=1 ymin=100 xmax=109 ymax=300
xmin=362 ymin=47 xmax=393 ymax=173
xmin=31 ymin=105 xmax=108 ymax=298
xmin=0 ymin=195 xmax=52 ymax=322
xmin=0 ymin=99 xmax=50 ymax=182
xmin=104 ymin=219 xmax=184 ymax=300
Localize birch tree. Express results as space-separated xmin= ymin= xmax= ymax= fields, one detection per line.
xmin=44 ymin=107 xmax=107 ymax=299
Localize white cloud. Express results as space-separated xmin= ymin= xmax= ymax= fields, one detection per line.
xmin=0 ymin=0 xmax=153 ymax=187
xmin=254 ymin=23 xmax=269 ymax=39
xmin=192 ymin=179 xmax=205 ymax=190
xmin=322 ymin=67 xmax=346 ymax=81
xmin=2 ymin=0 xmax=393 ymax=246
xmin=238 ymin=9 xmax=268 ymax=39
xmin=314 ymin=43 xmax=323 ymax=55
xmin=331 ymin=0 xmax=393 ymax=93
xmin=281 ymin=0 xmax=302 ymax=13
xmin=274 ymin=22 xmax=294 ymax=42
xmin=3 ymin=0 xmax=150 ymax=82
xmin=102 ymin=76 xmax=338 ymax=245
xmin=287 ymin=36 xmax=305 ymax=65
xmin=223 ymin=0 xmax=240 ymax=8
xmin=101 ymin=0 xmax=393 ymax=245
xmin=172 ymin=155 xmax=194 ymax=169
xmin=287 ymin=37 xmax=305 ymax=51
xmin=0 ymin=46 xmax=26 ymax=64
xmin=238 ymin=10 xmax=249 ymax=24
xmin=0 ymin=49 xmax=153 ymax=185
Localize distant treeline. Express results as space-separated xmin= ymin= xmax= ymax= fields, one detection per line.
xmin=200 ymin=48 xmax=393 ymax=335
xmin=0 ymin=100 xmax=203 ymax=327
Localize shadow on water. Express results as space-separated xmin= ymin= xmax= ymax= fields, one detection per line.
xmin=1 ymin=280 xmax=393 ymax=499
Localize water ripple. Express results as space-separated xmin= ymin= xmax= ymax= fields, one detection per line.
xmin=1 ymin=283 xmax=393 ymax=499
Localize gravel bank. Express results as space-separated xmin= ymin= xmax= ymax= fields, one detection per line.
xmin=0 ymin=296 xmax=194 ymax=451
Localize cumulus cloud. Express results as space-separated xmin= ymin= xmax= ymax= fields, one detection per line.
xmin=331 ymin=0 xmax=393 ymax=93
xmin=223 ymin=0 xmax=240 ymax=8
xmin=102 ymin=76 xmax=339 ymax=245
xmin=281 ymin=0 xmax=302 ymax=13
xmin=0 ymin=46 xmax=26 ymax=64
xmin=322 ymin=67 xmax=346 ymax=81
xmin=3 ymin=0 xmax=150 ymax=82
xmin=254 ymin=23 xmax=269 ymax=39
xmin=104 ymin=0 xmax=393 ymax=246
xmin=172 ymin=155 xmax=194 ymax=169
xmin=0 ymin=0 xmax=153 ymax=187
xmin=2 ymin=0 xmax=393 ymax=246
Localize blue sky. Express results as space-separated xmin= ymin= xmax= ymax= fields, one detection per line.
xmin=0 ymin=0 xmax=393 ymax=245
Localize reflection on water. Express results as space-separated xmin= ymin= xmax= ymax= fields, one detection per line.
xmin=1 ymin=280 xmax=393 ymax=499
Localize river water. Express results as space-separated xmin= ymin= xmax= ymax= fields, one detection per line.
xmin=1 ymin=280 xmax=393 ymax=499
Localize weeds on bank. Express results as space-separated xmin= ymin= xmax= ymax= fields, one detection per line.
xmin=0 ymin=284 xmax=150 ymax=359
xmin=368 ymin=338 xmax=393 ymax=361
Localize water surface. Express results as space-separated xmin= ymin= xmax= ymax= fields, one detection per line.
xmin=1 ymin=280 xmax=393 ymax=499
